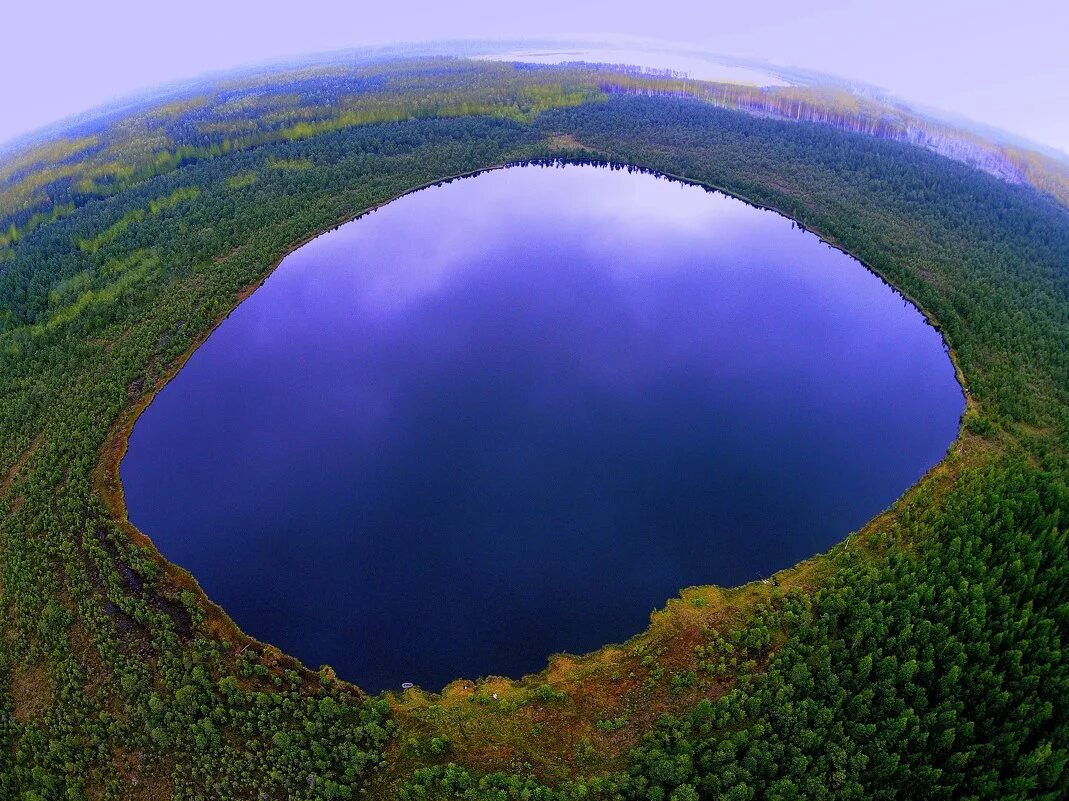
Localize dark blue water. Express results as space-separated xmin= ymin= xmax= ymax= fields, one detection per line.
xmin=121 ymin=164 xmax=963 ymax=693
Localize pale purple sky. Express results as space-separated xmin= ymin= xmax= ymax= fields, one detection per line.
xmin=7 ymin=0 xmax=1068 ymax=154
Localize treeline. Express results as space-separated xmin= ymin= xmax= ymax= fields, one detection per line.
xmin=594 ymin=74 xmax=1069 ymax=205
xmin=4 ymin=59 xmax=1068 ymax=262
xmin=0 ymin=60 xmax=601 ymax=231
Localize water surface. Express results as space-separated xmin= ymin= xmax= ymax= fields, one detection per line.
xmin=122 ymin=164 xmax=963 ymax=692
xmin=474 ymin=48 xmax=789 ymax=86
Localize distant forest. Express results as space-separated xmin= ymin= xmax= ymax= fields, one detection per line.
xmin=0 ymin=60 xmax=1067 ymax=800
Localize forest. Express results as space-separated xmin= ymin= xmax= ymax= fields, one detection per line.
xmin=0 ymin=59 xmax=1066 ymax=800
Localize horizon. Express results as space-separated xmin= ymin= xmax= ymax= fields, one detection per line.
xmin=5 ymin=1 xmax=1068 ymax=157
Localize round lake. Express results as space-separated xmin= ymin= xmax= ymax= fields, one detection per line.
xmin=121 ymin=164 xmax=964 ymax=692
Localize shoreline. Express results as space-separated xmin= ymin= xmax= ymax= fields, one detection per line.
xmin=91 ymin=149 xmax=976 ymax=697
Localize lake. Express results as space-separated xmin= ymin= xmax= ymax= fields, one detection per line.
xmin=120 ymin=164 xmax=964 ymax=693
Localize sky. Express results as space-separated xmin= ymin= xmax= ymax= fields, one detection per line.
xmin=6 ymin=0 xmax=1068 ymax=155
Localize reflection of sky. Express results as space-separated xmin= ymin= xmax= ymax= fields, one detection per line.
xmin=122 ymin=164 xmax=964 ymax=692
xmin=473 ymin=48 xmax=788 ymax=86
xmin=286 ymin=166 xmax=793 ymax=317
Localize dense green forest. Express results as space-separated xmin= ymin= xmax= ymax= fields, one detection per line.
xmin=0 ymin=60 xmax=1067 ymax=800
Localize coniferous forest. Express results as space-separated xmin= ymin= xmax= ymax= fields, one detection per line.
xmin=0 ymin=59 xmax=1067 ymax=800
